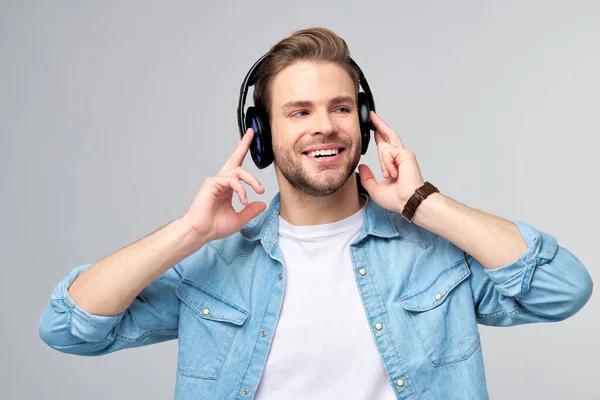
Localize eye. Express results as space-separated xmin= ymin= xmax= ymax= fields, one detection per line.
xmin=291 ymin=110 xmax=308 ymax=117
xmin=335 ymin=107 xmax=350 ymax=113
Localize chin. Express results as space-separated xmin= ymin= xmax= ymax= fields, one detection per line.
xmin=275 ymin=149 xmax=358 ymax=197
xmin=305 ymin=172 xmax=351 ymax=195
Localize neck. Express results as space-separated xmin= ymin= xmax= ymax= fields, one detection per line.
xmin=278 ymin=173 xmax=367 ymax=226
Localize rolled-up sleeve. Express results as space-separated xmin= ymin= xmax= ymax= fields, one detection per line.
xmin=469 ymin=221 xmax=593 ymax=326
xmin=39 ymin=262 xmax=183 ymax=356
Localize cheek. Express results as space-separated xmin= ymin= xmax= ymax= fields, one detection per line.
xmin=340 ymin=119 xmax=361 ymax=141
xmin=271 ymin=137 xmax=296 ymax=159
xmin=269 ymin=131 xmax=284 ymax=152
xmin=274 ymin=134 xmax=304 ymax=153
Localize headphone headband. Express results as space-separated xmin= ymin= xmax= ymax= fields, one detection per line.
xmin=237 ymin=53 xmax=375 ymax=139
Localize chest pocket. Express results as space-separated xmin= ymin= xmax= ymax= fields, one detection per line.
xmin=399 ymin=258 xmax=480 ymax=367
xmin=176 ymin=279 xmax=249 ymax=379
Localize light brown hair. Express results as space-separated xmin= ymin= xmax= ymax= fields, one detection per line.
xmin=252 ymin=27 xmax=360 ymax=120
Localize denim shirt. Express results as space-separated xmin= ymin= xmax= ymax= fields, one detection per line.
xmin=39 ymin=190 xmax=593 ymax=399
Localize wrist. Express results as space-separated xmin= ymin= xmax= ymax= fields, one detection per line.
xmin=400 ymin=181 xmax=440 ymax=223
xmin=411 ymin=192 xmax=444 ymax=227
xmin=172 ymin=217 xmax=211 ymax=253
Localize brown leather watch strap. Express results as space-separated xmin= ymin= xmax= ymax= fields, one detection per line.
xmin=401 ymin=181 xmax=439 ymax=223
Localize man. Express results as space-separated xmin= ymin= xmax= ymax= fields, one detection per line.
xmin=39 ymin=27 xmax=593 ymax=399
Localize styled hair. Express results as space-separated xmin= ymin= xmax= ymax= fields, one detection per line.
xmin=252 ymin=27 xmax=360 ymax=120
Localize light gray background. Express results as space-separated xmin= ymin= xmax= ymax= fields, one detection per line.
xmin=1 ymin=1 xmax=598 ymax=399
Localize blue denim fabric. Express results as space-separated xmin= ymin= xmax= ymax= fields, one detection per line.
xmin=39 ymin=191 xmax=593 ymax=399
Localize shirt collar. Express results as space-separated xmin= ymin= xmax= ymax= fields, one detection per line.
xmin=240 ymin=174 xmax=401 ymax=254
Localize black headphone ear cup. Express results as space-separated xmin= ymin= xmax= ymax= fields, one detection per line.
xmin=357 ymin=92 xmax=371 ymax=155
xmin=245 ymin=106 xmax=274 ymax=169
xmin=245 ymin=106 xmax=263 ymax=152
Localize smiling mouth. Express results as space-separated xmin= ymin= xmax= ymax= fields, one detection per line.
xmin=302 ymin=148 xmax=345 ymax=159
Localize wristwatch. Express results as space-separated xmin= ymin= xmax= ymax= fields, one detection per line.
xmin=401 ymin=181 xmax=439 ymax=223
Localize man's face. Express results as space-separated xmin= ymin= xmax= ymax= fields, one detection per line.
xmin=269 ymin=61 xmax=362 ymax=197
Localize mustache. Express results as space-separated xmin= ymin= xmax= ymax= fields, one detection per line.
xmin=300 ymin=139 xmax=353 ymax=151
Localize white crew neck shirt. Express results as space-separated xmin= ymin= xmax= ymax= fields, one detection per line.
xmin=254 ymin=201 xmax=397 ymax=399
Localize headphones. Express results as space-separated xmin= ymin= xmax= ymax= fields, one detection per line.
xmin=237 ymin=52 xmax=376 ymax=169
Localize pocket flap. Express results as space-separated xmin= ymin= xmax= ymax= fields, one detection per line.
xmin=176 ymin=279 xmax=249 ymax=326
xmin=399 ymin=258 xmax=470 ymax=312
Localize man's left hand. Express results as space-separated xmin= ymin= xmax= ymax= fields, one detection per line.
xmin=358 ymin=111 xmax=425 ymax=214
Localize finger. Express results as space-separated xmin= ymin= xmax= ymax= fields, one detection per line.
xmin=237 ymin=201 xmax=267 ymax=225
xmin=370 ymin=111 xmax=404 ymax=149
xmin=382 ymin=148 xmax=398 ymax=179
xmin=378 ymin=141 xmax=398 ymax=178
xmin=214 ymin=176 xmax=248 ymax=205
xmin=374 ymin=129 xmax=386 ymax=146
xmin=219 ymin=128 xmax=254 ymax=174
xmin=377 ymin=143 xmax=389 ymax=179
xmin=222 ymin=166 xmax=265 ymax=195
xmin=357 ymin=164 xmax=378 ymax=194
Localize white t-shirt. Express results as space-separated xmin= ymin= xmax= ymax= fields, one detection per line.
xmin=254 ymin=202 xmax=397 ymax=399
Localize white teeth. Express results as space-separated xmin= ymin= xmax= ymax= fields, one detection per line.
xmin=308 ymin=148 xmax=340 ymax=158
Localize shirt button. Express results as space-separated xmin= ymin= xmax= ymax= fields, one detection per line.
xmin=359 ymin=268 xmax=367 ymax=276
xmin=202 ymin=308 xmax=210 ymax=315
xmin=278 ymin=273 xmax=283 ymax=280
xmin=375 ymin=322 xmax=383 ymax=330
xmin=261 ymin=330 xmax=267 ymax=337
xmin=242 ymin=387 xmax=249 ymax=395
xmin=435 ymin=293 xmax=442 ymax=301
xmin=396 ymin=379 xmax=405 ymax=387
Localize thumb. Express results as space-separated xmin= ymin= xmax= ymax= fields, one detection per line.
xmin=237 ymin=201 xmax=267 ymax=225
xmin=358 ymin=164 xmax=378 ymax=194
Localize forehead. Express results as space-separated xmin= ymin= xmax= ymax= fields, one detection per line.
xmin=270 ymin=61 xmax=355 ymax=109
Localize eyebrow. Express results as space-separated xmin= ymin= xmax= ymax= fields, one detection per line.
xmin=281 ymin=95 xmax=356 ymax=112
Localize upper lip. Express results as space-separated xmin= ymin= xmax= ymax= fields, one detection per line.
xmin=303 ymin=144 xmax=345 ymax=153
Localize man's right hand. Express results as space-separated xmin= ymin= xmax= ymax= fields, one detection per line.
xmin=180 ymin=128 xmax=267 ymax=243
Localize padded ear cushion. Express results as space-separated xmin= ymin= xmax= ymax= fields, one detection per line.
xmin=357 ymin=92 xmax=371 ymax=155
xmin=245 ymin=106 xmax=274 ymax=169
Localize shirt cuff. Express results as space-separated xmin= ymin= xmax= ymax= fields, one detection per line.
xmin=483 ymin=220 xmax=559 ymax=297
xmin=50 ymin=264 xmax=126 ymax=343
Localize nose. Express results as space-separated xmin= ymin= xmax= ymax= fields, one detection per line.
xmin=313 ymin=109 xmax=337 ymax=136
